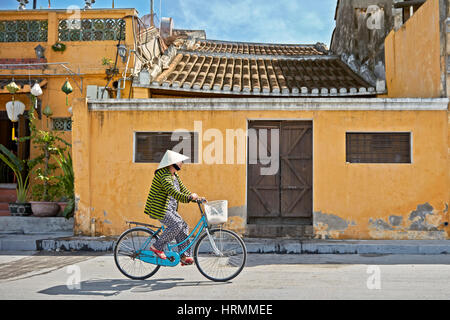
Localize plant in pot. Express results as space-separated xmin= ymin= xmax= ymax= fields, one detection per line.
xmin=53 ymin=148 xmax=74 ymax=219
xmin=102 ymin=57 xmax=118 ymax=77
xmin=0 ymin=144 xmax=34 ymax=216
xmin=26 ymin=112 xmax=70 ymax=217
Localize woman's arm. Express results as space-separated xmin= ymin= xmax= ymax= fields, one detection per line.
xmin=161 ymin=175 xmax=191 ymax=203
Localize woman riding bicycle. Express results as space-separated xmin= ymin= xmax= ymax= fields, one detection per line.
xmin=144 ymin=150 xmax=205 ymax=266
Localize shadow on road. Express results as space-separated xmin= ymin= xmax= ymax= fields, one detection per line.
xmin=38 ymin=277 xmax=230 ymax=297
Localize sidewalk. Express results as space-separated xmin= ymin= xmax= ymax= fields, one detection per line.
xmin=1 ymin=216 xmax=450 ymax=254
xmin=1 ymin=232 xmax=450 ymax=254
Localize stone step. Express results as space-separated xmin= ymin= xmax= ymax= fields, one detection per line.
xmin=245 ymin=224 xmax=314 ymax=239
xmin=0 ymin=216 xmax=74 ymax=234
xmin=0 ymin=210 xmax=10 ymax=217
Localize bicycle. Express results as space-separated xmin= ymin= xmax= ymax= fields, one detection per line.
xmin=114 ymin=200 xmax=247 ymax=282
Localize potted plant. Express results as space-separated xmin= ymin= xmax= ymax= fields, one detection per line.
xmin=26 ymin=112 xmax=70 ymax=217
xmin=102 ymin=57 xmax=118 ymax=77
xmin=0 ymin=144 xmax=33 ymax=216
xmin=53 ymin=148 xmax=74 ymax=219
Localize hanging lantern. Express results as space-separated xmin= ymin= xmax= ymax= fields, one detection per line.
xmin=6 ymin=81 xmax=21 ymax=141
xmin=30 ymin=82 xmax=43 ymax=110
xmin=6 ymin=100 xmax=25 ymax=141
xmin=61 ymin=80 xmax=73 ymax=107
xmin=6 ymin=81 xmax=19 ymax=95
xmin=43 ymin=105 xmax=53 ymax=118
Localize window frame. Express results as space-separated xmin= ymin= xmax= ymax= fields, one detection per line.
xmin=133 ymin=131 xmax=199 ymax=164
xmin=345 ymin=131 xmax=413 ymax=164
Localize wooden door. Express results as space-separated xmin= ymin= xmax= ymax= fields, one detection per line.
xmin=280 ymin=121 xmax=312 ymax=218
xmin=247 ymin=121 xmax=280 ymax=219
xmin=247 ymin=120 xmax=312 ymax=224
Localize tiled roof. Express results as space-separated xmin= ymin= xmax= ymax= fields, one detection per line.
xmin=192 ymin=39 xmax=327 ymax=56
xmin=0 ymin=58 xmax=47 ymax=70
xmin=144 ymin=39 xmax=376 ymax=97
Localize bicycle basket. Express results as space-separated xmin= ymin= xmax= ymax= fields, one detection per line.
xmin=204 ymin=200 xmax=228 ymax=224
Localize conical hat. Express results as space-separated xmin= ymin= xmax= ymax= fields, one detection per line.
xmin=157 ymin=150 xmax=189 ymax=170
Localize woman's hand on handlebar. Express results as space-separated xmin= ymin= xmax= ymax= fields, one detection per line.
xmin=190 ymin=193 xmax=207 ymax=203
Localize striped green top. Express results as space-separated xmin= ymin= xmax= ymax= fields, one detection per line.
xmin=144 ymin=167 xmax=192 ymax=220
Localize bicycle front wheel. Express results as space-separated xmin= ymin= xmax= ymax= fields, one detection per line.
xmin=194 ymin=228 xmax=247 ymax=282
xmin=114 ymin=227 xmax=161 ymax=280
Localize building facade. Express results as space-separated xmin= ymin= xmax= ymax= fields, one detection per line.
xmin=1 ymin=1 xmax=448 ymax=240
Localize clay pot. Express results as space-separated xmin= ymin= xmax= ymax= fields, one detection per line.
xmin=8 ymin=203 xmax=33 ymax=216
xmin=30 ymin=201 xmax=60 ymax=217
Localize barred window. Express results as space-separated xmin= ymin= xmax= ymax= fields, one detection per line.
xmin=52 ymin=117 xmax=72 ymax=131
xmin=135 ymin=132 xmax=198 ymax=163
xmin=346 ymin=132 xmax=411 ymax=163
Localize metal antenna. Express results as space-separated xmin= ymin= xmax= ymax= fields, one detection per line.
xmin=150 ymin=0 xmax=154 ymax=27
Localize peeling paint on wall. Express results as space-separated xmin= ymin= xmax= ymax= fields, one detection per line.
xmin=313 ymin=211 xmax=355 ymax=239
xmin=368 ymin=203 xmax=448 ymax=239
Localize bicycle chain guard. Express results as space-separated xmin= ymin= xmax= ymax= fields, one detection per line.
xmin=137 ymin=250 xmax=180 ymax=267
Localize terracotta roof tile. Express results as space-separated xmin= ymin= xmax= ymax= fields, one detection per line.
xmin=152 ymin=52 xmax=374 ymax=96
xmin=193 ymin=40 xmax=327 ymax=56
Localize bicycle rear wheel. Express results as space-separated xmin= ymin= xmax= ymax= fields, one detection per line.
xmin=114 ymin=227 xmax=161 ymax=280
xmin=194 ymin=228 xmax=247 ymax=282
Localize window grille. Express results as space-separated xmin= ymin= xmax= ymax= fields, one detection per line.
xmin=52 ymin=117 xmax=72 ymax=131
xmin=0 ymin=20 xmax=48 ymax=42
xmin=58 ymin=18 xmax=125 ymax=41
xmin=346 ymin=132 xmax=411 ymax=163
xmin=135 ymin=132 xmax=198 ymax=163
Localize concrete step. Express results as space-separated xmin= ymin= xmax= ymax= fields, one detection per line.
xmin=0 ymin=216 xmax=74 ymax=234
xmin=0 ymin=233 xmax=73 ymax=251
xmin=0 ymin=210 xmax=10 ymax=217
xmin=245 ymin=224 xmax=314 ymax=239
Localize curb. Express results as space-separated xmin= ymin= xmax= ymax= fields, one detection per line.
xmin=1 ymin=234 xmax=450 ymax=254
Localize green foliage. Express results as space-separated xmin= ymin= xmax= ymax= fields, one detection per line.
xmin=53 ymin=148 xmax=74 ymax=218
xmin=25 ymin=112 xmax=71 ymax=202
xmin=0 ymin=144 xmax=33 ymax=203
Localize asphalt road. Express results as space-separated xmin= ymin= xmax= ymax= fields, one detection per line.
xmin=0 ymin=251 xmax=449 ymax=301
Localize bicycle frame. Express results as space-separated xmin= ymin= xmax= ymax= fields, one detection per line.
xmin=137 ymin=202 xmax=212 ymax=267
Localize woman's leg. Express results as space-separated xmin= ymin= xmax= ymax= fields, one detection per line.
xmin=153 ymin=210 xmax=191 ymax=256
xmin=174 ymin=217 xmax=192 ymax=258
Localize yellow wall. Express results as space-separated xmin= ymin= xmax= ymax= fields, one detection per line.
xmin=73 ymin=100 xmax=449 ymax=240
xmin=0 ymin=9 xmax=137 ymax=198
xmin=384 ymin=0 xmax=442 ymax=98
xmin=0 ymin=8 xmax=136 ymax=131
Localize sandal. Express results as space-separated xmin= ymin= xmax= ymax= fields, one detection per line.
xmin=180 ymin=256 xmax=194 ymax=266
xmin=150 ymin=246 xmax=167 ymax=260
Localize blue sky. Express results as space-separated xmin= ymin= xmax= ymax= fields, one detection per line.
xmin=1 ymin=0 xmax=337 ymax=46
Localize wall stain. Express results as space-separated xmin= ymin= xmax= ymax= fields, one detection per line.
xmin=313 ymin=211 xmax=355 ymax=239
xmin=368 ymin=202 xmax=448 ymax=240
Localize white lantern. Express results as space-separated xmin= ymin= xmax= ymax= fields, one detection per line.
xmin=6 ymin=100 xmax=26 ymax=122
xmin=31 ymin=82 xmax=43 ymax=97
xmin=31 ymin=82 xmax=43 ymax=110
xmin=6 ymin=100 xmax=25 ymax=141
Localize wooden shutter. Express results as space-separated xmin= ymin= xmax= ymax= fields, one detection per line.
xmin=135 ymin=132 xmax=198 ymax=163
xmin=346 ymin=132 xmax=411 ymax=163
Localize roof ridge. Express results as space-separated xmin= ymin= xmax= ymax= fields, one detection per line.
xmin=177 ymin=49 xmax=334 ymax=61
xmin=196 ymin=38 xmax=323 ymax=48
